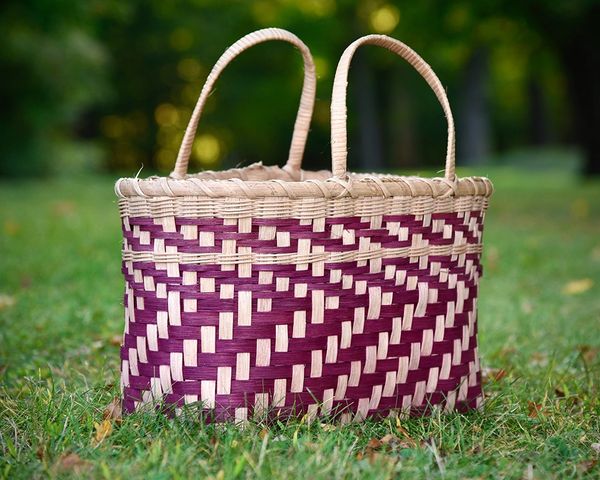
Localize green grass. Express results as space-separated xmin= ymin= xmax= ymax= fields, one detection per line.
xmin=1 ymin=166 xmax=599 ymax=479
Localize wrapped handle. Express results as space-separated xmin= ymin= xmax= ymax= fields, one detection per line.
xmin=172 ymin=28 xmax=317 ymax=179
xmin=330 ymin=35 xmax=456 ymax=181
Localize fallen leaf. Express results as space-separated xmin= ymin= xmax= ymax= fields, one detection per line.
xmin=578 ymin=459 xmax=597 ymax=474
xmin=52 ymin=201 xmax=76 ymax=216
xmin=36 ymin=446 xmax=46 ymax=461
xmin=103 ymin=398 xmax=122 ymax=423
xmin=356 ymin=451 xmax=364 ymax=460
xmin=554 ymin=387 xmax=565 ymax=398
xmin=578 ymin=345 xmax=599 ymax=364
xmin=592 ymin=443 xmax=600 ymax=454
xmin=93 ymin=419 xmax=113 ymax=444
xmin=367 ymin=438 xmax=382 ymax=449
xmin=109 ymin=335 xmax=123 ymax=347
xmin=395 ymin=419 xmax=418 ymax=447
xmin=498 ymin=346 xmax=516 ymax=359
xmin=3 ymin=220 xmax=20 ymax=236
xmin=320 ymin=423 xmax=336 ymax=432
xmin=0 ymin=294 xmax=15 ymax=311
xmin=482 ymin=368 xmax=507 ymax=384
xmin=485 ymin=246 xmax=499 ymax=272
xmin=530 ymin=352 xmax=548 ymax=367
xmin=570 ymin=198 xmax=590 ymax=219
xmin=562 ymin=278 xmax=594 ymax=295
xmin=55 ymin=452 xmax=91 ymax=474
xmin=380 ymin=433 xmax=414 ymax=449
xmin=520 ymin=300 xmax=533 ymax=314
xmin=367 ymin=451 xmax=383 ymax=465
xmin=527 ymin=401 xmax=544 ymax=418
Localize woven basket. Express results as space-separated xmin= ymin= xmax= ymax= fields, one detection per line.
xmin=115 ymin=28 xmax=493 ymax=422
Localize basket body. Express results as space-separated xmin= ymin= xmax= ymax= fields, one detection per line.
xmin=115 ymin=29 xmax=493 ymax=422
xmin=118 ymin=192 xmax=490 ymax=421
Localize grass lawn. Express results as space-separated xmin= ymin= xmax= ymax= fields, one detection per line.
xmin=1 ymin=164 xmax=599 ymax=479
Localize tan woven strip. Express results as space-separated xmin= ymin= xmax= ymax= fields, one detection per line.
xmin=330 ymin=35 xmax=456 ymax=180
xmin=118 ymin=194 xmax=490 ymax=219
xmin=172 ymin=28 xmax=316 ymax=179
xmin=122 ymin=243 xmax=482 ymax=265
xmin=115 ymin=173 xmax=492 ymax=199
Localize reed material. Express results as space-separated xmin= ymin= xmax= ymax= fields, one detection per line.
xmin=116 ymin=29 xmax=493 ymax=422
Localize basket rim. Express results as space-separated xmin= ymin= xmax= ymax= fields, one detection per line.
xmin=115 ymin=164 xmax=493 ymax=199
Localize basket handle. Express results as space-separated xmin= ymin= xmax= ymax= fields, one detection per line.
xmin=171 ymin=28 xmax=317 ymax=179
xmin=330 ymin=35 xmax=456 ymax=181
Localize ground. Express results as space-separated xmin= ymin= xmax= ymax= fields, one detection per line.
xmin=1 ymin=160 xmax=599 ymax=479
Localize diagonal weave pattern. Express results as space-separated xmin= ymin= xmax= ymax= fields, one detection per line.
xmin=119 ymin=196 xmax=487 ymax=421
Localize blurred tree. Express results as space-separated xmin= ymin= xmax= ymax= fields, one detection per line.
xmin=0 ymin=0 xmax=115 ymax=176
xmin=0 ymin=0 xmax=595 ymax=177
xmin=459 ymin=47 xmax=492 ymax=165
xmin=514 ymin=0 xmax=600 ymax=176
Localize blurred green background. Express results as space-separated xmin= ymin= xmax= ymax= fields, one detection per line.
xmin=2 ymin=0 xmax=600 ymax=178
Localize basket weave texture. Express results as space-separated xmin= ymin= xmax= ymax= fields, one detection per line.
xmin=115 ymin=29 xmax=493 ymax=422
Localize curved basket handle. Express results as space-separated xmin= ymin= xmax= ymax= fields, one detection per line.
xmin=171 ymin=28 xmax=317 ymax=179
xmin=330 ymin=35 xmax=456 ymax=181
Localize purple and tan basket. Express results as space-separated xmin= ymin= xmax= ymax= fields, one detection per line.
xmin=114 ymin=28 xmax=493 ymax=422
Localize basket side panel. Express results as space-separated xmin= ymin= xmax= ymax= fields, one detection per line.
xmin=118 ymin=197 xmax=487 ymax=420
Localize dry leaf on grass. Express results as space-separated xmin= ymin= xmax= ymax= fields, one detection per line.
xmin=530 ymin=352 xmax=548 ymax=367
xmin=362 ymin=432 xmax=417 ymax=460
xmin=55 ymin=452 xmax=91 ymax=474
xmin=52 ymin=201 xmax=76 ymax=216
xmin=36 ymin=446 xmax=46 ymax=461
xmin=578 ymin=345 xmax=599 ymax=364
xmin=93 ymin=419 xmax=113 ymax=444
xmin=570 ymin=198 xmax=590 ymax=219
xmin=3 ymin=220 xmax=20 ymax=236
xmin=366 ymin=438 xmax=382 ymax=449
xmin=109 ymin=334 xmax=123 ymax=347
xmin=381 ymin=433 xmax=416 ymax=449
xmin=380 ymin=434 xmax=399 ymax=446
xmin=562 ymin=278 xmax=593 ymax=295
xmin=0 ymin=294 xmax=15 ymax=311
xmin=395 ymin=418 xmax=418 ymax=448
xmin=485 ymin=246 xmax=499 ymax=272
xmin=527 ymin=401 xmax=544 ymax=418
xmin=482 ymin=368 xmax=507 ymax=384
xmin=520 ymin=299 xmax=533 ymax=314
xmin=320 ymin=423 xmax=336 ymax=432
xmin=103 ymin=398 xmax=122 ymax=423
xmin=578 ymin=459 xmax=598 ymax=474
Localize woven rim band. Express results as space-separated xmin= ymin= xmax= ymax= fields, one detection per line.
xmin=171 ymin=28 xmax=317 ymax=179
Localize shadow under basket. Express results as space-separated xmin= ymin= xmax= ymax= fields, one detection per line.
xmin=114 ymin=28 xmax=493 ymax=422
